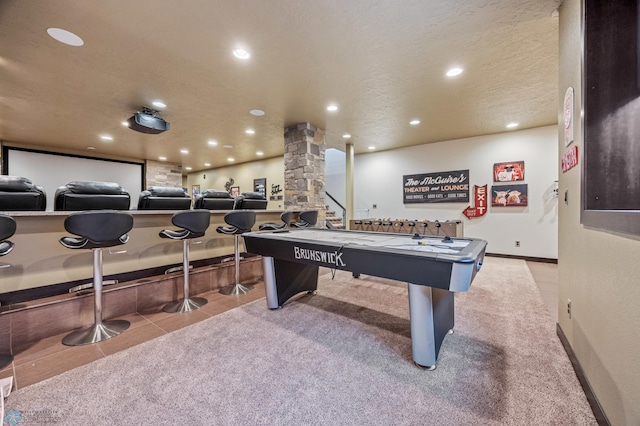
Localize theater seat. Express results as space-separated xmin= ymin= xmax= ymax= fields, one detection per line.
xmin=0 ymin=176 xmax=46 ymax=211
xmin=137 ymin=186 xmax=191 ymax=210
xmin=194 ymin=189 xmax=235 ymax=210
xmin=54 ymin=181 xmax=130 ymax=211
xmin=234 ymin=192 xmax=267 ymax=210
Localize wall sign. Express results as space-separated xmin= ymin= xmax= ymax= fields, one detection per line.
xmin=561 ymin=145 xmax=579 ymax=173
xmin=493 ymin=161 xmax=525 ymax=182
xmin=463 ymin=185 xmax=488 ymax=219
xmin=564 ymin=87 xmax=575 ymax=146
xmin=491 ymin=184 xmax=528 ymax=207
xmin=253 ymin=178 xmax=266 ymax=197
xmin=403 ymin=170 xmax=469 ymax=203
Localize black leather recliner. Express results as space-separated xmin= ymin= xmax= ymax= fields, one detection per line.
xmin=194 ymin=189 xmax=235 ymax=210
xmin=137 ymin=186 xmax=191 ymax=210
xmin=54 ymin=181 xmax=130 ymax=211
xmin=234 ymin=192 xmax=267 ymax=210
xmin=0 ymin=176 xmax=46 ymax=211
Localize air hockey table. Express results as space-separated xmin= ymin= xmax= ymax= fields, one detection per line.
xmin=242 ymin=228 xmax=487 ymax=369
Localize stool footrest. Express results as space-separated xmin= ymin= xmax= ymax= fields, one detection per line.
xmin=62 ymin=320 xmax=130 ymax=346
xmin=163 ymin=297 xmax=208 ymax=313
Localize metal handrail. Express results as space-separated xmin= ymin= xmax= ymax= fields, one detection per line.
xmin=325 ymin=191 xmax=346 ymax=227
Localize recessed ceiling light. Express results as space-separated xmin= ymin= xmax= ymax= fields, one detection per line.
xmin=223 ymin=145 xmax=233 ymax=149
xmin=208 ymin=140 xmax=218 ymax=146
xmin=227 ymin=157 xmax=235 ymax=162
xmin=47 ymin=28 xmax=84 ymax=46
xmin=506 ymin=122 xmax=519 ymax=128
xmin=368 ymin=146 xmax=376 ymax=150
xmin=250 ymin=109 xmax=265 ymax=116
xmin=342 ymin=134 xmax=351 ymax=139
xmin=256 ymin=151 xmax=264 ymax=156
xmin=410 ymin=119 xmax=421 ymax=126
xmin=233 ymin=49 xmax=250 ymax=59
xmin=446 ymin=67 xmax=463 ymax=77
xmin=204 ymin=163 xmax=211 ymax=167
xmin=159 ymin=156 xmax=167 ymax=161
xmin=152 ymin=101 xmax=166 ymax=108
xmin=245 ymin=129 xmax=255 ymax=135
xmin=326 ymin=105 xmax=338 ymax=112
xmin=100 ymin=135 xmax=113 ymax=141
xmin=86 ymin=146 xmax=96 ymax=150
xmin=185 ymin=166 xmax=192 ymax=171
xmin=180 ymin=149 xmax=189 ymax=154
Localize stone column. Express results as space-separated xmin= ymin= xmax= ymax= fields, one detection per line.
xmin=284 ymin=123 xmax=326 ymax=226
xmin=145 ymin=160 xmax=183 ymax=188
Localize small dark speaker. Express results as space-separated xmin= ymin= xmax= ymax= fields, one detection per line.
xmin=127 ymin=113 xmax=170 ymax=134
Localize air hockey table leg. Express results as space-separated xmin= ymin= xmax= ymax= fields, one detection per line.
xmin=262 ymin=256 xmax=280 ymax=309
xmin=407 ymin=283 xmax=455 ymax=369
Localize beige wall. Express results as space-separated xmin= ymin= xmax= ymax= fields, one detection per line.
xmin=186 ymin=157 xmax=285 ymax=209
xmin=559 ymin=1 xmax=640 ymax=424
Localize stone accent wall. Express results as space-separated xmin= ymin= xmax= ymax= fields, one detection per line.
xmin=145 ymin=160 xmax=183 ymax=188
xmin=284 ymin=123 xmax=326 ymax=225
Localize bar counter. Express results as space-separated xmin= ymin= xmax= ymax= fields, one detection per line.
xmin=0 ymin=209 xmax=283 ymax=299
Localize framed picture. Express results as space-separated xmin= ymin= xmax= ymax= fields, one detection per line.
xmin=230 ymin=186 xmax=240 ymax=198
xmin=191 ymin=184 xmax=200 ymax=201
xmin=493 ymin=161 xmax=525 ymax=182
xmin=253 ymin=178 xmax=266 ymax=197
xmin=491 ymin=184 xmax=528 ymax=207
xmin=582 ymin=0 xmax=640 ymax=235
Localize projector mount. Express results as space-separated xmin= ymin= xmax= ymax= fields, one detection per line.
xmin=139 ymin=106 xmax=160 ymax=117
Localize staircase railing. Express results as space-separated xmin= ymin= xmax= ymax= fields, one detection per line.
xmin=325 ymin=191 xmax=346 ymax=228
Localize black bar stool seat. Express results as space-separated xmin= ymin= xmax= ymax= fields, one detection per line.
xmin=216 ymin=211 xmax=256 ymax=295
xmin=290 ymin=210 xmax=318 ymax=228
xmin=159 ymin=210 xmax=210 ymax=313
xmin=59 ymin=211 xmax=134 ymax=346
xmin=259 ymin=211 xmax=292 ymax=231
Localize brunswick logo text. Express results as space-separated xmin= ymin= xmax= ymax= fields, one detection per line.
xmin=293 ymin=247 xmax=346 ymax=267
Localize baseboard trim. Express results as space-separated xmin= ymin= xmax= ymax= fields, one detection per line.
xmin=485 ymin=252 xmax=557 ymax=264
xmin=556 ymin=324 xmax=610 ymax=426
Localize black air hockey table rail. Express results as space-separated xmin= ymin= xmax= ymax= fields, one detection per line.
xmin=243 ymin=228 xmax=487 ymax=369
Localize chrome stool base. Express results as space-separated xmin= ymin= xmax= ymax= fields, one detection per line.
xmin=62 ymin=320 xmax=130 ymax=346
xmin=163 ymin=297 xmax=208 ymax=313
xmin=219 ymin=283 xmax=254 ymax=295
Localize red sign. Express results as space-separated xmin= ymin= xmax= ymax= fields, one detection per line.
xmin=463 ymin=185 xmax=488 ymax=219
xmin=561 ymin=145 xmax=579 ymax=173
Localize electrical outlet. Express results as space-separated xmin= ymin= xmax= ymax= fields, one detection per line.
xmin=515 ymin=241 xmax=520 ymax=247
xmin=567 ymin=299 xmax=572 ymax=319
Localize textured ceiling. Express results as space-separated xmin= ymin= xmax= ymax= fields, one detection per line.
xmin=0 ymin=0 xmax=561 ymax=172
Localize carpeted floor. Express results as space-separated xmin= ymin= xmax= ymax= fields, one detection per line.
xmin=4 ymin=257 xmax=596 ymax=425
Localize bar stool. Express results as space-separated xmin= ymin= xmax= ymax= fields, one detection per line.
xmin=290 ymin=210 xmax=318 ymax=228
xmin=59 ymin=211 xmax=133 ymax=346
xmin=259 ymin=211 xmax=292 ymax=231
xmin=0 ymin=215 xmax=16 ymax=369
xmin=216 ymin=210 xmax=256 ymax=295
xmin=159 ymin=210 xmax=210 ymax=313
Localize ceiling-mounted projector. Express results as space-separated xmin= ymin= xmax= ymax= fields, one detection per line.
xmin=127 ymin=107 xmax=170 ymax=134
